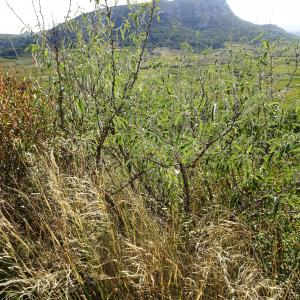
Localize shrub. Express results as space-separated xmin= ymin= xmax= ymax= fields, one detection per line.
xmin=0 ymin=71 xmax=51 ymax=186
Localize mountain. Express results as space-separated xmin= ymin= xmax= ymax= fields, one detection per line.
xmin=144 ymin=0 xmax=295 ymax=48
xmin=0 ymin=0 xmax=296 ymax=58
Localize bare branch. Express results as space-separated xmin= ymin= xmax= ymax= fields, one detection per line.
xmin=123 ymin=0 xmax=157 ymax=95
xmin=189 ymin=111 xmax=241 ymax=169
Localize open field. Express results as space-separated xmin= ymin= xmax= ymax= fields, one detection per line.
xmin=0 ymin=56 xmax=34 ymax=76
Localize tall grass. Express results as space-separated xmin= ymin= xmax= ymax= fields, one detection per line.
xmin=0 ymin=149 xmax=284 ymax=299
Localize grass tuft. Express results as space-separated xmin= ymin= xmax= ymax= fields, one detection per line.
xmin=0 ymin=151 xmax=283 ymax=299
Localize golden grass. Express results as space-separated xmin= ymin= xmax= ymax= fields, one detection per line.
xmin=0 ymin=150 xmax=284 ymax=299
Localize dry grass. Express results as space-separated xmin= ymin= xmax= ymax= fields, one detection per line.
xmin=0 ymin=151 xmax=284 ymax=299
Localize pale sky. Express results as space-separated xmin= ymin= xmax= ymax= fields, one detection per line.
xmin=0 ymin=0 xmax=300 ymax=34
xmin=227 ymin=0 xmax=300 ymax=32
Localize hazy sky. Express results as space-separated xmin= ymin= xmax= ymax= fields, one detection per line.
xmin=0 ymin=0 xmax=300 ymax=34
xmin=227 ymin=0 xmax=300 ymax=32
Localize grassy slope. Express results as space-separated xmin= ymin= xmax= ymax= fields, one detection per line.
xmin=0 ymin=56 xmax=33 ymax=75
xmin=0 ymin=34 xmax=33 ymax=58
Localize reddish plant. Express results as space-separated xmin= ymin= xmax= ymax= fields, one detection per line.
xmin=0 ymin=71 xmax=51 ymax=186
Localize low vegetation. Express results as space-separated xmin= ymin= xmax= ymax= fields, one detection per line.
xmin=0 ymin=1 xmax=299 ymax=299
xmin=0 ymin=71 xmax=50 ymax=186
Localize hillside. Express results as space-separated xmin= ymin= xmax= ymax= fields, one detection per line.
xmin=144 ymin=0 xmax=295 ymax=48
xmin=0 ymin=33 xmax=33 ymax=58
xmin=73 ymin=0 xmax=295 ymax=49
xmin=0 ymin=0 xmax=296 ymax=57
